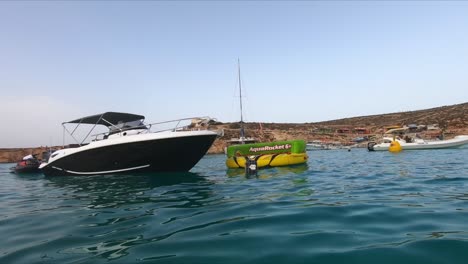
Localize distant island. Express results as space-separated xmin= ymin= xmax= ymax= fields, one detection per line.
xmin=1 ymin=102 xmax=467 ymax=163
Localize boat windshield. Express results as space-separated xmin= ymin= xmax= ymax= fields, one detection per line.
xmin=109 ymin=120 xmax=148 ymax=133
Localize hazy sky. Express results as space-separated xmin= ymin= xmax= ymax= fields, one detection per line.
xmin=1 ymin=1 xmax=468 ymax=147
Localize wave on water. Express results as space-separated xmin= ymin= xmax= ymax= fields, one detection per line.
xmin=1 ymin=149 xmax=468 ymax=263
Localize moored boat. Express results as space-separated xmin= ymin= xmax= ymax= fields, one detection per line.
xmin=368 ymin=135 xmax=468 ymax=151
xmin=10 ymin=154 xmax=41 ymax=173
xmin=39 ymin=112 xmax=218 ymax=176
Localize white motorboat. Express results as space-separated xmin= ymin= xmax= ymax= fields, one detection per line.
xmin=39 ymin=112 xmax=218 ymax=176
xmin=368 ymin=135 xmax=468 ymax=151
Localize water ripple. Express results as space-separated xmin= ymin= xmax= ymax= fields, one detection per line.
xmin=1 ymin=149 xmax=468 ymax=263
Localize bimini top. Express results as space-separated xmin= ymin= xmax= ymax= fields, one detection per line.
xmin=64 ymin=112 xmax=145 ymax=126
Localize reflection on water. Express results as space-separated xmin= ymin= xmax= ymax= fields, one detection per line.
xmin=45 ymin=172 xmax=215 ymax=209
xmin=10 ymin=172 xmax=45 ymax=181
xmin=46 ymin=171 xmax=208 ymax=188
xmin=226 ymin=163 xmax=309 ymax=178
xmin=1 ymin=149 xmax=468 ymax=263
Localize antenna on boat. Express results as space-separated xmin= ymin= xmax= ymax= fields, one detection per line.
xmin=238 ymin=58 xmax=245 ymax=142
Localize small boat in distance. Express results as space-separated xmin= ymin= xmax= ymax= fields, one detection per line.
xmin=368 ymin=135 xmax=468 ymax=151
xmin=306 ymin=141 xmax=345 ymax=151
xmin=39 ymin=112 xmax=218 ymax=176
xmin=10 ymin=154 xmax=41 ymax=173
xmin=225 ymin=60 xmax=308 ymax=169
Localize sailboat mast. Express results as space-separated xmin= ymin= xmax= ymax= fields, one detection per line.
xmin=238 ymin=59 xmax=245 ymax=141
xmin=238 ymin=58 xmax=244 ymax=124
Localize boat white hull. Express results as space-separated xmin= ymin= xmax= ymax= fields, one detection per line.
xmin=370 ymin=135 xmax=468 ymax=151
xmin=39 ymin=130 xmax=217 ymax=176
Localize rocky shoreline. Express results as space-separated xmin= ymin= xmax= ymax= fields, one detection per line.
xmin=1 ymin=102 xmax=467 ymax=163
xmin=0 ymin=147 xmax=53 ymax=164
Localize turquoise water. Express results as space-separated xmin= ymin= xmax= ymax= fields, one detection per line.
xmin=1 ymin=148 xmax=468 ymax=263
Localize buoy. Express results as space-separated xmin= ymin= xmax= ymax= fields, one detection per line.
xmin=388 ymin=136 xmax=402 ymax=153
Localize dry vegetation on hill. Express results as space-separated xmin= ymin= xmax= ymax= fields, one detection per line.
xmin=207 ymin=102 xmax=468 ymax=154
xmin=315 ymin=103 xmax=468 ymax=129
xmin=1 ymin=103 xmax=467 ymax=162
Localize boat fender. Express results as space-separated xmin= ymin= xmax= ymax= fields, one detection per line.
xmin=245 ymin=156 xmax=258 ymax=176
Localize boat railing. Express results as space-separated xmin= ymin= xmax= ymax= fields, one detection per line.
xmin=88 ymin=116 xmax=215 ymax=142
xmin=146 ymin=116 xmax=214 ymax=132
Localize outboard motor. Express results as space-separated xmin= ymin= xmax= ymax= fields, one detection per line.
xmin=245 ymin=156 xmax=258 ymax=176
xmin=367 ymin=142 xmax=376 ymax=151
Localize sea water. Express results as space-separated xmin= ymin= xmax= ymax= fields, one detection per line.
xmin=1 ymin=148 xmax=468 ymax=263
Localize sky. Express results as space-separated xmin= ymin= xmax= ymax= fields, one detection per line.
xmin=1 ymin=1 xmax=468 ymax=147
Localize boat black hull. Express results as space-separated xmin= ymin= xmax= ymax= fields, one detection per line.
xmin=41 ymin=134 xmax=217 ymax=176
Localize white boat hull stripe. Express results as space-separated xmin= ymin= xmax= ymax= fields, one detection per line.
xmin=51 ymin=164 xmax=150 ymax=175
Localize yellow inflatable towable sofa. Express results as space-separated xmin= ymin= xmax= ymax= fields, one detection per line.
xmin=226 ymin=140 xmax=308 ymax=169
